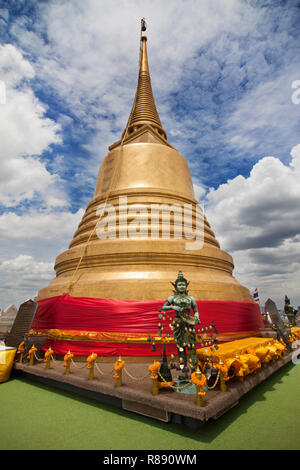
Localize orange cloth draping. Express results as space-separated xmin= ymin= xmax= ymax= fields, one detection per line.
xmin=291 ymin=327 xmax=300 ymax=340
xmin=197 ymin=337 xmax=287 ymax=379
xmin=29 ymin=327 xmax=260 ymax=345
xmin=197 ymin=337 xmax=281 ymax=361
xmin=30 ymin=328 xmax=174 ymax=343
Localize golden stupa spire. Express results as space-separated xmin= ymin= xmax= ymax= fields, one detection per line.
xmin=37 ymin=19 xmax=255 ymax=308
xmin=122 ymin=19 xmax=167 ymax=141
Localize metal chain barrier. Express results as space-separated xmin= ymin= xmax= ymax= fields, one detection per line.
xmin=24 ymin=342 xmax=219 ymax=392
xmin=206 ymin=369 xmax=220 ymax=390
xmin=157 ymin=370 xmax=193 ymax=391
xmin=70 ymin=358 xmax=86 ymax=369
xmin=50 ymin=353 xmax=58 ymax=363
xmin=123 ymin=367 xmax=151 ymax=382
xmin=33 ymin=351 xmax=44 ymax=362
xmin=94 ymin=361 xmax=115 ymax=376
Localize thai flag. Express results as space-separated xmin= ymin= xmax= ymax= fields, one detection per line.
xmin=253 ymin=288 xmax=260 ymax=302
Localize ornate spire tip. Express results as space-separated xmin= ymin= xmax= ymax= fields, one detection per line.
xmin=141 ymin=18 xmax=147 ymax=33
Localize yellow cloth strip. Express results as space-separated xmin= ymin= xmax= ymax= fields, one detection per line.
xmin=197 ymin=337 xmax=277 ymax=361
xmin=29 ymin=329 xmax=174 ymax=343
xmin=0 ymin=348 xmax=16 ymax=383
xmin=197 ymin=337 xmax=288 ymax=379
xmin=291 ymin=327 xmax=300 ymax=337
xmin=29 ymin=328 xmax=257 ymax=344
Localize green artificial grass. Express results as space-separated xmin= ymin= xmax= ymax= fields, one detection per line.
xmin=0 ymin=362 xmax=299 ymax=450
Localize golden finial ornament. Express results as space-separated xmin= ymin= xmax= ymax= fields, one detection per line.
xmin=141 ymin=17 xmax=147 ymax=33
xmin=122 ymin=18 xmax=167 ymax=141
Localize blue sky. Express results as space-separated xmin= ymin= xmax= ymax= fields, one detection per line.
xmin=0 ymin=0 xmax=300 ymax=311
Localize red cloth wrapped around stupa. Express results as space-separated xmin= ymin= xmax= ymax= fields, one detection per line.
xmin=31 ymin=293 xmax=264 ymax=357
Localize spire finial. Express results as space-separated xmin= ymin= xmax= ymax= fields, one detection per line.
xmin=121 ymin=19 xmax=167 ymax=142
xmin=141 ymin=17 xmax=147 ymax=34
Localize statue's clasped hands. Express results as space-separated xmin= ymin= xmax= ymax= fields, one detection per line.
xmin=171 ymin=306 xmax=200 ymax=325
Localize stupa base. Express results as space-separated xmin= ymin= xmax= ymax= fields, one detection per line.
xmin=13 ymin=349 xmax=295 ymax=428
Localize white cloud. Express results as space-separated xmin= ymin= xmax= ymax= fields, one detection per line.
xmin=205 ymin=144 xmax=300 ymax=308
xmin=225 ymin=63 xmax=300 ymax=157
xmin=0 ymin=208 xmax=84 ymax=257
xmin=0 ymin=44 xmax=65 ymax=207
xmin=193 ymin=183 xmax=206 ymax=201
xmin=0 ymin=254 xmax=53 ymax=280
xmin=0 ymin=254 xmax=54 ymax=310
xmin=0 ymin=207 xmax=84 ymax=308
xmin=0 ymin=43 xmax=34 ymax=85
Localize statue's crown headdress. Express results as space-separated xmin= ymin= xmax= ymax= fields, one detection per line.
xmin=171 ymin=270 xmax=189 ymax=292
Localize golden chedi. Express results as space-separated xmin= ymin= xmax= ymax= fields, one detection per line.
xmin=37 ymin=31 xmax=254 ymax=304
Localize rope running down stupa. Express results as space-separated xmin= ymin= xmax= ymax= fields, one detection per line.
xmin=66 ymin=21 xmax=145 ymax=295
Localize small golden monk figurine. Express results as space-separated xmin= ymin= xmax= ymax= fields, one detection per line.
xmin=162 ymin=270 xmax=200 ymax=381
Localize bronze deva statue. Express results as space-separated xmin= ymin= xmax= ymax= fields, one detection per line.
xmin=284 ymin=295 xmax=298 ymax=326
xmin=162 ymin=270 xmax=200 ymax=381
